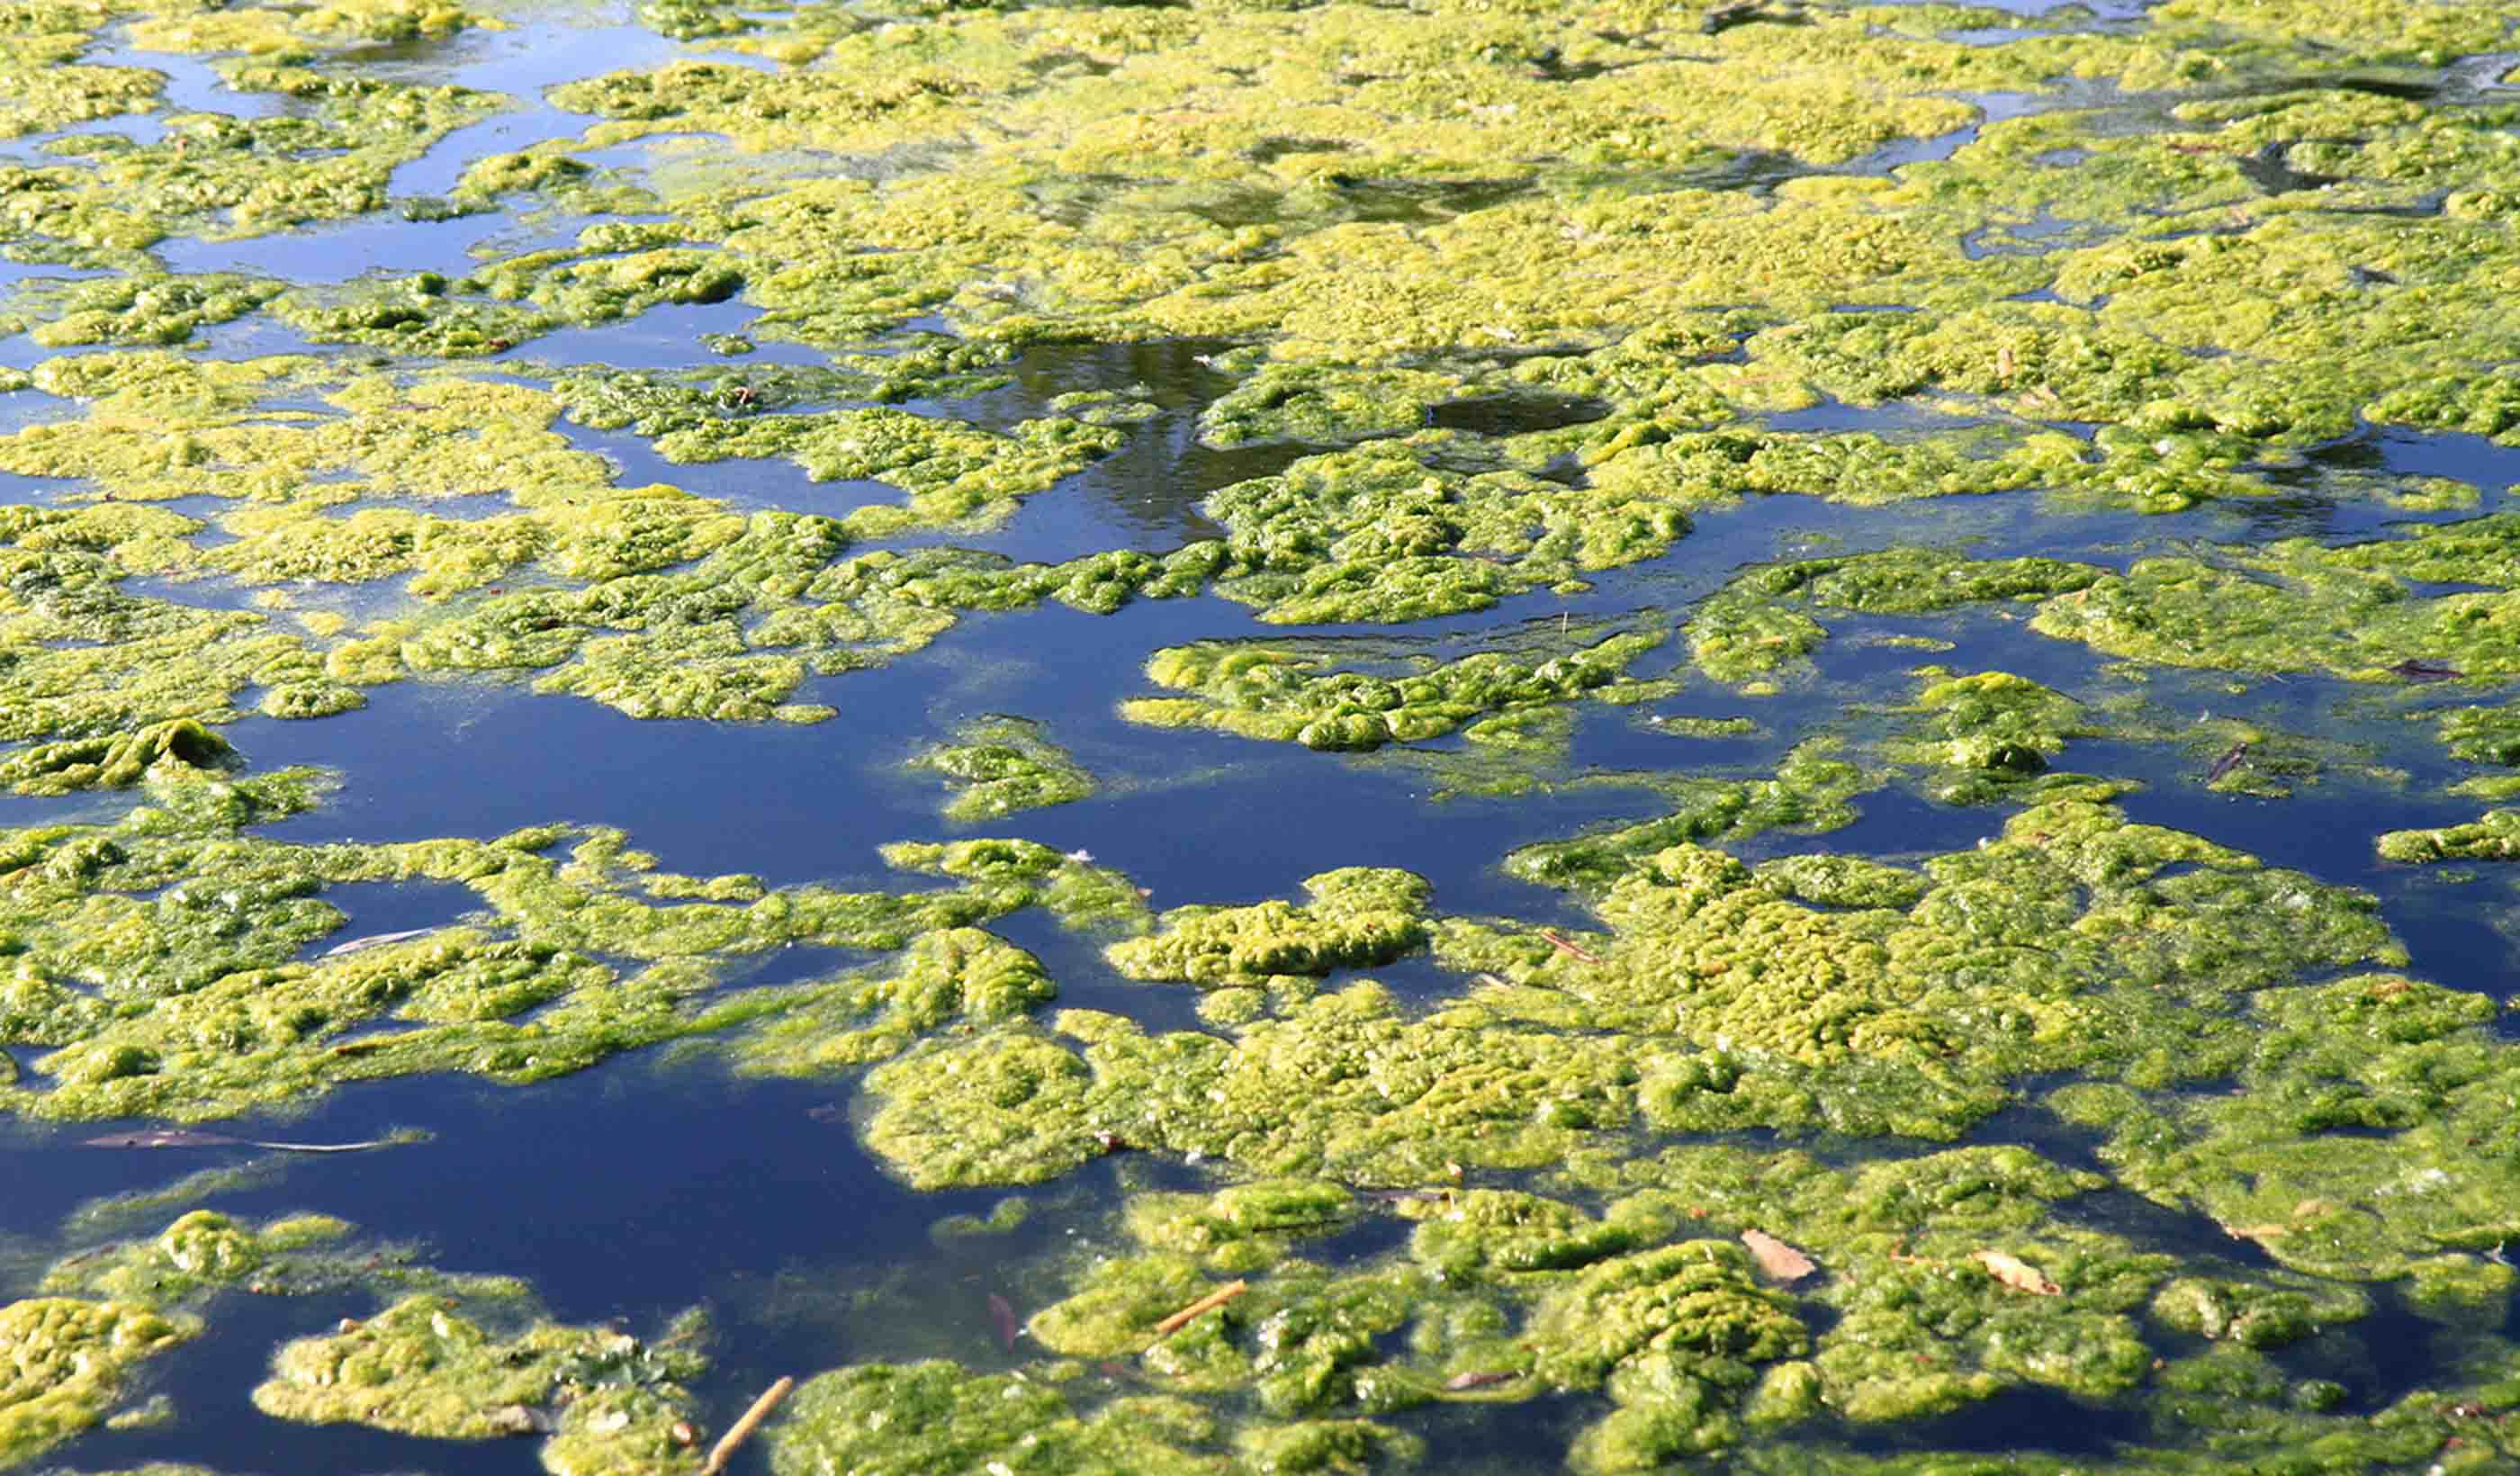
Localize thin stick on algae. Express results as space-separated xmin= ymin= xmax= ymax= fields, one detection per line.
xmin=701 ymin=1376 xmax=794 ymax=1476
xmin=1536 ymin=930 xmax=1604 ymax=965
xmin=1153 ymin=1280 xmax=1247 ymax=1337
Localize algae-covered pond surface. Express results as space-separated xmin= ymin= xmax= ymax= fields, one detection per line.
xmin=16 ymin=0 xmax=2520 ymax=1472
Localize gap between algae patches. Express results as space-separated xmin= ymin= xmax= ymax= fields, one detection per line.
xmin=13 ymin=0 xmax=2520 ymax=1472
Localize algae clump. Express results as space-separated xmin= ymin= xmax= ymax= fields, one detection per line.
xmin=910 ymin=716 xmax=1094 ymax=822
xmin=0 ymin=1298 xmax=194 ymax=1470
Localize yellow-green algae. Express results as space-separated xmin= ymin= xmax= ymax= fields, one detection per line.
xmin=1 ymin=1211 xmax=418 ymax=1470
xmin=0 ymin=770 xmax=1154 ymax=1120
xmin=1122 ymin=625 xmax=1671 ymax=752
xmin=2049 ymin=970 xmax=2520 ymax=1282
xmin=766 ymin=1357 xmax=1424 ymax=1476
xmin=18 ymin=1209 xmax=708 ymax=1475
xmin=0 ymin=356 xmax=1186 ymax=733
xmin=12 ymin=0 xmax=2520 ymax=1472
xmin=0 ymin=1297 xmax=193 ymax=1471
xmin=40 ymin=1210 xmax=358 ymax=1306
xmin=1105 ymin=868 xmax=1429 ymax=989
xmin=853 ymin=799 xmax=2404 ymax=1193
xmin=723 ymin=926 xmax=1055 ymax=1074
xmin=252 ymin=1294 xmax=704 ymax=1472
xmin=967 ymin=1142 xmax=2222 ymax=1465
xmin=2 ymin=68 xmax=504 ymax=266
xmin=908 ymin=715 xmax=1095 ymax=822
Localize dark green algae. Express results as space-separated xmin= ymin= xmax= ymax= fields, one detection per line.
xmin=1 ymin=1207 xmax=711 ymax=1474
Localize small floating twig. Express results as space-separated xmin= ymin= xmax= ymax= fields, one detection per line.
xmin=1536 ymin=931 xmax=1604 ymax=965
xmin=81 ymin=1129 xmax=415 ymax=1155
xmin=1153 ymin=1280 xmax=1247 ymax=1337
xmin=701 ymin=1376 xmax=794 ymax=1476
xmin=321 ymin=927 xmax=437 ymax=958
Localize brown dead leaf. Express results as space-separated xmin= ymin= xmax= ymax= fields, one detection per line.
xmin=1742 ymin=1228 xmax=1816 ymax=1285
xmin=1971 ymin=1250 xmax=2060 ymax=1296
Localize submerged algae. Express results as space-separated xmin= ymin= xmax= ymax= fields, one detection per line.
xmin=909 ymin=715 xmax=1094 ymax=822
xmin=2052 ymin=972 xmax=2520 ymax=1282
xmin=1686 ymin=548 xmax=2103 ymax=687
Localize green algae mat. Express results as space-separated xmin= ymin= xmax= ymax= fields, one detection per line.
xmin=14 ymin=0 xmax=2520 ymax=1471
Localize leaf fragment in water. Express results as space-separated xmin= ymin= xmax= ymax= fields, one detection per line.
xmin=1741 ymin=1228 xmax=1816 ymax=1284
xmin=1972 ymin=1249 xmax=2060 ymax=1296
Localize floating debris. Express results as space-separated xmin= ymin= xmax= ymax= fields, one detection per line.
xmin=1536 ymin=930 xmax=1605 ymax=965
xmin=1152 ymin=1280 xmax=1248 ymax=1337
xmin=81 ymin=1130 xmax=416 ymax=1155
xmin=702 ymin=1375 xmax=795 ymax=1476
xmin=1973 ymin=1250 xmax=2062 ymax=1297
xmin=1742 ymin=1228 xmax=1818 ymax=1285
xmin=320 ymin=927 xmax=439 ymax=958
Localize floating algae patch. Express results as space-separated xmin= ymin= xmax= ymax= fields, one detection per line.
xmin=0 ymin=1295 xmax=194 ymax=1470
xmin=0 ymin=69 xmax=506 ymax=268
xmin=2379 ymin=807 xmax=2520 ymax=862
xmin=253 ymin=1293 xmax=706 ymax=1472
xmin=0 ymin=719 xmax=233 ymax=797
xmin=766 ymin=1358 xmax=1384 ymax=1476
xmin=120 ymin=0 xmax=500 ymax=58
xmin=1872 ymin=667 xmax=2107 ymax=806
xmin=15 ymin=0 xmax=2520 ymax=1469
xmin=907 ymin=714 xmax=1094 ymax=822
xmin=1196 ymin=363 xmax=1470 ymax=449
xmin=1192 ymin=440 xmax=1699 ymax=619
xmin=722 ymin=926 xmax=1055 ymax=1074
xmin=0 ymin=357 xmax=1186 ymax=731
xmin=1497 ymin=739 xmax=1873 ymax=886
xmin=17 ymin=1208 xmax=711 ymax=1473
xmin=1121 ymin=624 xmax=1672 ymax=754
xmin=2048 ymin=971 xmax=2520 ymax=1282
xmin=858 ymin=799 xmax=2408 ymax=1189
xmin=1105 ymin=868 xmax=1431 ymax=991
xmin=2028 ymin=535 xmax=2520 ymax=681
xmin=39 ymin=1210 xmax=364 ymax=1308
xmin=0 ymin=774 xmax=1166 ymax=1120
xmin=1686 ymin=546 xmax=2105 ymax=688
xmin=546 ymin=347 xmax=1022 ymax=436
xmin=5 ymin=274 xmax=287 ymax=351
